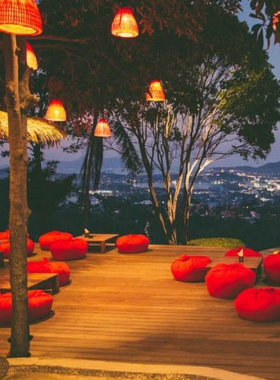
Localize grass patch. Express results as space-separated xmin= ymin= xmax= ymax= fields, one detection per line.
xmin=187 ymin=237 xmax=244 ymax=248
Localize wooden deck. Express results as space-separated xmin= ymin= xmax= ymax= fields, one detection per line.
xmin=0 ymin=244 xmax=280 ymax=380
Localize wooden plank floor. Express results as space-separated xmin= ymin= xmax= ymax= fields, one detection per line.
xmin=1 ymin=244 xmax=280 ymax=380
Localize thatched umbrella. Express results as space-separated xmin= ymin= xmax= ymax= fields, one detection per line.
xmin=0 ymin=111 xmax=66 ymax=144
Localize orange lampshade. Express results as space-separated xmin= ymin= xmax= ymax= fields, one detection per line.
xmin=0 ymin=0 xmax=42 ymax=36
xmin=26 ymin=41 xmax=37 ymax=70
xmin=111 ymin=7 xmax=139 ymax=38
xmin=94 ymin=119 xmax=112 ymax=138
xmin=45 ymin=100 xmax=67 ymax=122
xmin=273 ymin=11 xmax=280 ymax=31
xmin=146 ymin=80 xmax=166 ymax=102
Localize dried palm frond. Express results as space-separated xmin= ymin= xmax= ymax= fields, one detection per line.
xmin=0 ymin=111 xmax=66 ymax=145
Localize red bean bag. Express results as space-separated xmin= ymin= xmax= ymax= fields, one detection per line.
xmin=0 ymin=290 xmax=53 ymax=325
xmin=27 ymin=257 xmax=70 ymax=286
xmin=0 ymin=230 xmax=9 ymax=241
xmin=0 ymin=230 xmax=30 ymax=241
xmin=50 ymin=238 xmax=87 ymax=261
xmin=116 ymin=234 xmax=149 ymax=253
xmin=171 ymin=255 xmax=211 ymax=282
xmin=39 ymin=231 xmax=73 ymax=251
xmin=235 ymin=287 xmax=280 ymax=322
xmin=205 ymin=263 xmax=256 ymax=299
xmin=264 ymin=252 xmax=280 ymax=284
xmin=225 ymin=246 xmax=262 ymax=257
xmin=0 ymin=239 xmax=35 ymax=259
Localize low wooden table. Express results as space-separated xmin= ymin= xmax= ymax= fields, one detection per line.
xmin=79 ymin=233 xmax=119 ymax=253
xmin=206 ymin=256 xmax=263 ymax=280
xmin=0 ymin=273 xmax=60 ymax=294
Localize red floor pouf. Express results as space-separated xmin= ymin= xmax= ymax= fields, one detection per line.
xmin=0 ymin=239 xmax=35 ymax=259
xmin=39 ymin=231 xmax=73 ymax=251
xmin=225 ymin=246 xmax=262 ymax=257
xmin=264 ymin=252 xmax=280 ymax=284
xmin=116 ymin=234 xmax=149 ymax=253
xmin=205 ymin=263 xmax=256 ymax=299
xmin=171 ymin=255 xmax=211 ymax=282
xmin=50 ymin=238 xmax=87 ymax=261
xmin=0 ymin=290 xmax=53 ymax=325
xmin=0 ymin=230 xmax=9 ymax=241
xmin=235 ymin=287 xmax=280 ymax=322
xmin=27 ymin=257 xmax=70 ymax=286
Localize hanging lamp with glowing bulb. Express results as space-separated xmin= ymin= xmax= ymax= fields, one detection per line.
xmin=26 ymin=42 xmax=38 ymax=70
xmin=111 ymin=7 xmax=139 ymax=38
xmin=45 ymin=100 xmax=67 ymax=122
xmin=0 ymin=0 xmax=43 ymax=36
xmin=146 ymin=80 xmax=165 ymax=102
xmin=273 ymin=11 xmax=280 ymax=31
xmin=94 ymin=119 xmax=112 ymax=138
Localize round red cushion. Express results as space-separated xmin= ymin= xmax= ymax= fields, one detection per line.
xmin=116 ymin=234 xmax=149 ymax=253
xmin=264 ymin=253 xmax=280 ymax=283
xmin=27 ymin=257 xmax=70 ymax=286
xmin=225 ymin=247 xmax=262 ymax=257
xmin=171 ymin=255 xmax=211 ymax=282
xmin=39 ymin=231 xmax=73 ymax=251
xmin=205 ymin=263 xmax=256 ymax=299
xmin=0 ymin=230 xmax=30 ymax=241
xmin=0 ymin=290 xmax=53 ymax=325
xmin=0 ymin=239 xmax=35 ymax=259
xmin=0 ymin=230 xmax=9 ymax=241
xmin=50 ymin=238 xmax=87 ymax=261
xmin=235 ymin=287 xmax=280 ymax=322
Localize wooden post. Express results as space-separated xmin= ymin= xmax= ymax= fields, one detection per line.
xmin=4 ymin=34 xmax=31 ymax=357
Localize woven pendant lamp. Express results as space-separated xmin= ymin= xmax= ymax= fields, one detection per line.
xmin=146 ymin=80 xmax=165 ymax=102
xmin=94 ymin=119 xmax=112 ymax=138
xmin=273 ymin=11 xmax=280 ymax=30
xmin=0 ymin=0 xmax=43 ymax=36
xmin=111 ymin=7 xmax=139 ymax=38
xmin=26 ymin=41 xmax=37 ymax=70
xmin=45 ymin=100 xmax=67 ymax=122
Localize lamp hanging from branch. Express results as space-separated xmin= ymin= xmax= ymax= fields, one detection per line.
xmin=0 ymin=0 xmax=42 ymax=35
xmin=26 ymin=42 xmax=37 ymax=70
xmin=45 ymin=99 xmax=67 ymax=122
xmin=146 ymin=80 xmax=165 ymax=102
xmin=94 ymin=119 xmax=112 ymax=137
xmin=273 ymin=11 xmax=280 ymax=30
xmin=111 ymin=7 xmax=139 ymax=38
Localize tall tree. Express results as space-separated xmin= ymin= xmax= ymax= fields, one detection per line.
xmin=110 ymin=23 xmax=280 ymax=244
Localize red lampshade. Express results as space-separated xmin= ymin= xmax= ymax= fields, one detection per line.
xmin=94 ymin=119 xmax=112 ymax=138
xmin=45 ymin=100 xmax=67 ymax=122
xmin=146 ymin=80 xmax=165 ymax=102
xmin=111 ymin=7 xmax=139 ymax=38
xmin=26 ymin=41 xmax=37 ymax=70
xmin=273 ymin=11 xmax=280 ymax=31
xmin=0 ymin=0 xmax=42 ymax=36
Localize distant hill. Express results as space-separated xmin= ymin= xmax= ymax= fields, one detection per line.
xmin=57 ymin=156 xmax=124 ymax=174
xmin=218 ymin=161 xmax=280 ymax=174
xmin=2 ymin=157 xmax=280 ymax=176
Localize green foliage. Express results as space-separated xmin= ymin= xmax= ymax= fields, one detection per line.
xmin=187 ymin=237 xmax=244 ymax=248
xmin=28 ymin=150 xmax=75 ymax=237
